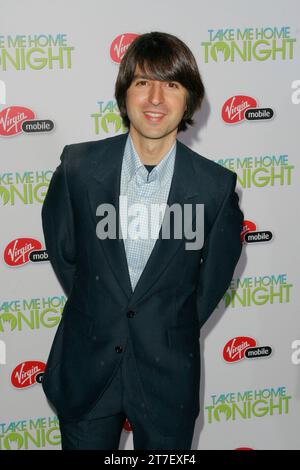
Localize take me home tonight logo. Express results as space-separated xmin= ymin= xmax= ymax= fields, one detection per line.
xmin=91 ymin=99 xmax=126 ymax=136
xmin=201 ymin=26 xmax=297 ymax=63
xmin=205 ymin=386 xmax=292 ymax=423
xmin=0 ymin=295 xmax=65 ymax=333
xmin=0 ymin=416 xmax=60 ymax=450
xmin=223 ymin=273 xmax=293 ymax=309
xmin=0 ymin=416 xmax=132 ymax=450
xmin=0 ymin=169 xmax=53 ymax=206
xmin=214 ymin=153 xmax=294 ymax=189
xmin=0 ymin=34 xmax=75 ymax=71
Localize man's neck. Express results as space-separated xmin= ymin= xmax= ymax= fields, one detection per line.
xmin=129 ymin=128 xmax=177 ymax=165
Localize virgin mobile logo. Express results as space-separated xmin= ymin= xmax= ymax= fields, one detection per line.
xmin=4 ymin=238 xmax=49 ymax=266
xmin=0 ymin=106 xmax=54 ymax=136
xmin=224 ymin=337 xmax=257 ymax=362
xmin=222 ymin=95 xmax=274 ymax=124
xmin=0 ymin=106 xmax=35 ymax=136
xmin=223 ymin=337 xmax=272 ymax=362
xmin=241 ymin=219 xmax=273 ymax=244
xmin=11 ymin=361 xmax=45 ymax=388
xmin=110 ymin=33 xmax=139 ymax=63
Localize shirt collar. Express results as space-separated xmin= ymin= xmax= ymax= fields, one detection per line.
xmin=123 ymin=133 xmax=176 ymax=185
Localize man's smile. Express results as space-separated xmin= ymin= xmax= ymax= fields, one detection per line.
xmin=143 ymin=111 xmax=166 ymax=122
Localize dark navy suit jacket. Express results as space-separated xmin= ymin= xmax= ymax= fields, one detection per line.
xmin=41 ymin=132 xmax=243 ymax=433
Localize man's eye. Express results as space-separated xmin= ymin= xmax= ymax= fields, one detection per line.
xmin=166 ymin=82 xmax=179 ymax=88
xmin=136 ymin=80 xmax=148 ymax=86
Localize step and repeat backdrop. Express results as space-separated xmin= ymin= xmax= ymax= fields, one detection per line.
xmin=0 ymin=0 xmax=299 ymax=450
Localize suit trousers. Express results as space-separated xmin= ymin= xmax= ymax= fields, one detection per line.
xmin=58 ymin=336 xmax=196 ymax=450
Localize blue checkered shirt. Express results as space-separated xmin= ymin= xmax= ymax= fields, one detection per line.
xmin=119 ymin=134 xmax=176 ymax=291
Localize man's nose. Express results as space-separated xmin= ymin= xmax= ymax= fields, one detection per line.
xmin=148 ymin=82 xmax=164 ymax=105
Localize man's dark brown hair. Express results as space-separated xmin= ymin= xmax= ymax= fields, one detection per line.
xmin=115 ymin=31 xmax=205 ymax=132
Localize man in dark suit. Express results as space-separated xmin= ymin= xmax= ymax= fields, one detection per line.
xmin=41 ymin=32 xmax=243 ymax=450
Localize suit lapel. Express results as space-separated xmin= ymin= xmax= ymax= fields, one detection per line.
xmin=87 ymin=133 xmax=133 ymax=300
xmin=87 ymin=132 xmax=202 ymax=305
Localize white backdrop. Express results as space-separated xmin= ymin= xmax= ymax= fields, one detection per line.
xmin=0 ymin=0 xmax=299 ymax=450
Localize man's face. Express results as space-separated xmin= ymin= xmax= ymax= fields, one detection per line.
xmin=125 ymin=65 xmax=188 ymax=141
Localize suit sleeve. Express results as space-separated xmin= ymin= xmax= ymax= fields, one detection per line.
xmin=196 ymin=172 xmax=244 ymax=329
xmin=41 ymin=145 xmax=77 ymax=297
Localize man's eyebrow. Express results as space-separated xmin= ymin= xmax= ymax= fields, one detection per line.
xmin=132 ymin=74 xmax=152 ymax=81
xmin=132 ymin=74 xmax=180 ymax=83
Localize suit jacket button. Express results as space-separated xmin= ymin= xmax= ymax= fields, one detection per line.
xmin=115 ymin=345 xmax=123 ymax=353
xmin=127 ymin=310 xmax=136 ymax=318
